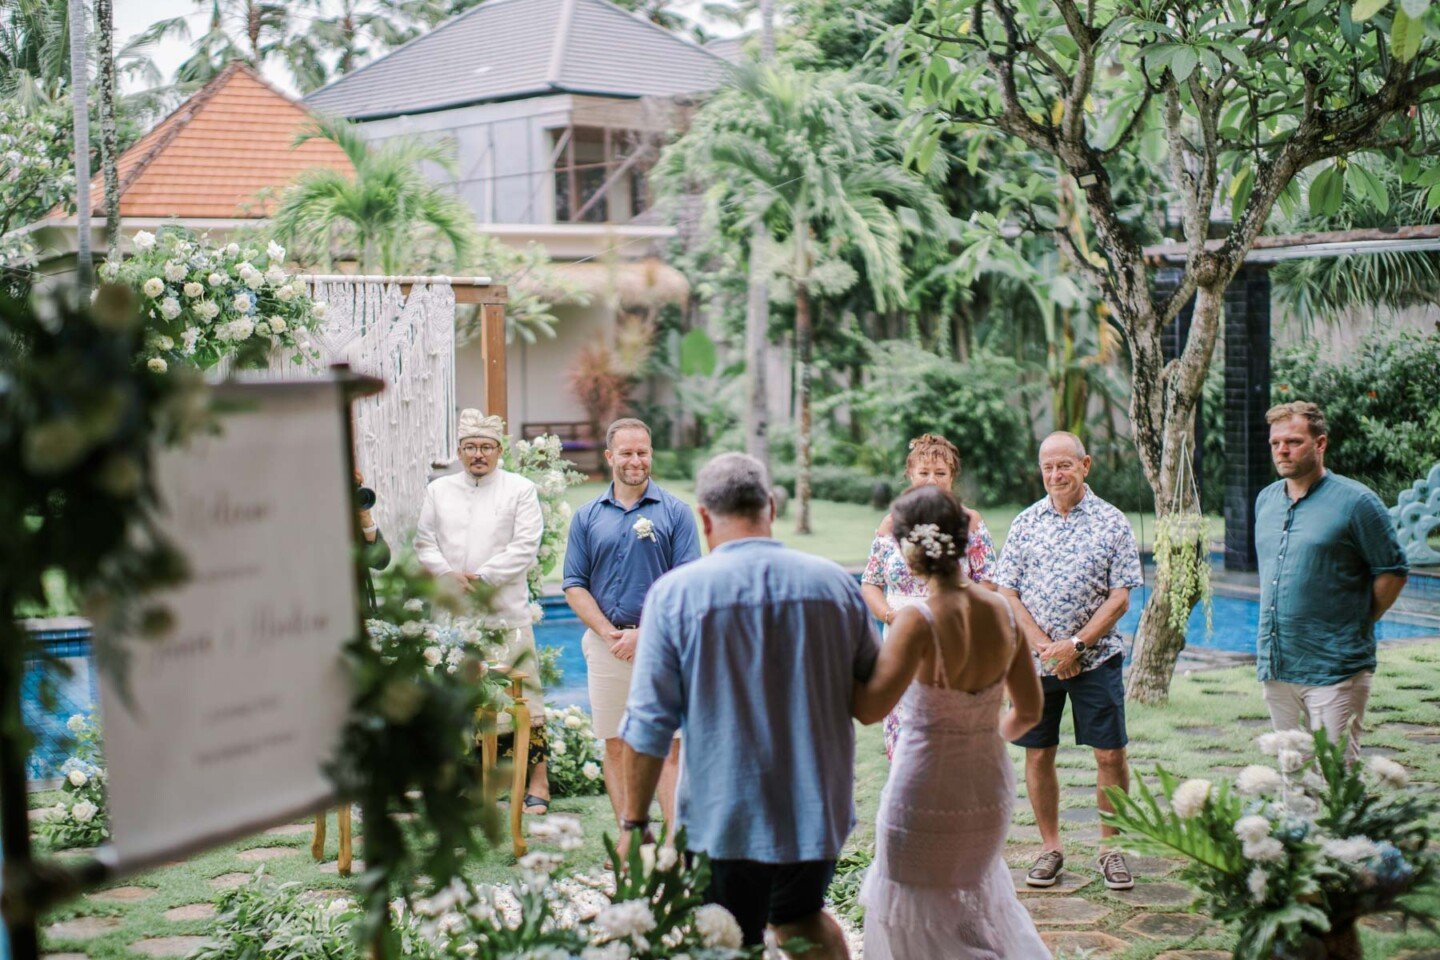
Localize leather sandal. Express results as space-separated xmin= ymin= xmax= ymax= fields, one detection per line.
xmin=523 ymin=793 xmax=549 ymax=815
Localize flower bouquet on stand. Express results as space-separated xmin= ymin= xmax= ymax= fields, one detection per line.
xmin=1102 ymin=728 xmax=1438 ymax=959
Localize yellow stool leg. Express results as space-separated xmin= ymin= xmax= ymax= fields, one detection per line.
xmin=311 ymin=811 xmax=327 ymax=861
xmin=337 ymin=805 xmax=353 ymax=877
xmin=509 ymin=675 xmax=530 ymax=858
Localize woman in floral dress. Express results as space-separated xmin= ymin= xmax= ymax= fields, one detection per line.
xmin=861 ymin=434 xmax=998 ymax=759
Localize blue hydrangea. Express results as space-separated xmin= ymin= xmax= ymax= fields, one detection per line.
xmin=1372 ymin=843 xmax=1413 ymax=890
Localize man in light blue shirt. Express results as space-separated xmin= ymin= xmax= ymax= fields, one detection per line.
xmin=619 ymin=453 xmax=878 ymax=957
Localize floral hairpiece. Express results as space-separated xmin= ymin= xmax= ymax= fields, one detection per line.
xmin=901 ymin=522 xmax=958 ymax=563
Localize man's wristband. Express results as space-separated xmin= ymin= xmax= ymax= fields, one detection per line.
xmin=620 ymin=817 xmax=650 ymax=832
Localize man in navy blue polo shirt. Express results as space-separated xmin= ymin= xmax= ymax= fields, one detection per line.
xmin=563 ymin=417 xmax=701 ymax=831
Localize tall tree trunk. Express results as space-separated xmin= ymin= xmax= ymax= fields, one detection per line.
xmin=68 ymin=0 xmax=92 ymax=297
xmin=745 ymin=223 xmax=770 ymax=471
xmin=1125 ymin=285 xmax=1223 ymax=704
xmin=746 ymin=0 xmax=775 ymax=474
xmin=794 ymin=281 xmax=813 ymax=535
xmin=95 ymin=0 xmax=120 ymax=266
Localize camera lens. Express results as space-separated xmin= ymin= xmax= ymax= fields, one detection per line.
xmin=357 ymin=486 xmax=376 ymax=509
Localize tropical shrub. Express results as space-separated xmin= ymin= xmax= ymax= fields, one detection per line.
xmin=770 ymin=463 xmax=904 ymax=508
xmin=843 ymin=342 xmax=1036 ymax=505
xmin=545 ymin=704 xmax=605 ymax=799
xmin=190 ymin=871 xmax=362 ymax=960
xmin=35 ymin=712 xmax=108 ymax=849
xmin=1104 ymin=728 xmax=1438 ymax=960
xmin=99 ymin=228 xmax=322 ymax=371
xmin=0 ymin=100 xmax=75 ymax=294
xmin=1273 ymin=331 xmax=1440 ymax=504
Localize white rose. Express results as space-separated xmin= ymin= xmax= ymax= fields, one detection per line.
xmin=163 ymin=260 xmax=187 ymax=282
xmin=183 ymin=281 xmax=204 ymax=298
xmin=582 ymin=761 xmax=600 ymax=780
xmin=132 ymin=230 xmax=156 ymax=251
xmin=1256 ymin=729 xmax=1312 ymax=757
xmin=241 ymin=268 xmax=264 ymax=289
xmin=142 ymin=276 xmax=165 ymax=298
xmin=67 ymin=769 xmax=88 ymax=787
xmin=254 ymin=320 xmax=272 ymax=337
xmin=400 ymin=620 xmax=425 ymax=638
xmin=1236 ymin=764 xmax=1283 ymax=797
xmin=551 ymin=738 xmax=567 ymax=756
xmin=1234 ymin=815 xmax=1272 ymax=845
xmin=156 ymin=335 xmax=174 ymax=350
xmin=564 ymin=715 xmax=583 ymax=729
xmin=208 ymin=272 xmax=225 ymax=287
xmin=267 ymin=240 xmax=286 ymax=260
xmin=147 ymin=358 xmax=168 ymax=374
xmin=66 ymin=714 xmax=87 ymax=735
xmin=1248 ymin=866 xmax=1268 ymax=904
xmin=529 ymin=601 xmax=544 ymax=624
xmin=181 ymin=327 xmax=200 ymax=353
xmin=404 ymin=599 xmax=425 ymax=613
xmin=423 ymin=646 xmax=442 ymax=667
xmin=225 ymin=242 xmax=240 ymax=256
xmin=1366 ymin=756 xmax=1409 ymax=788
xmin=656 ymin=846 xmax=677 ymax=871
xmin=71 ymin=800 xmax=98 ymax=823
xmin=1170 ymin=779 xmax=1213 ymax=819
xmin=312 ymin=301 xmax=328 ymax=319
xmin=1278 ymin=749 xmax=1306 ymax=774
xmin=265 ymin=266 xmax=287 ymax=287
xmin=233 ymin=293 xmax=252 ymax=312
xmin=1243 ymin=837 xmax=1285 ymax=862
xmin=595 ymin=900 xmax=656 ymax=940
xmin=694 ymin=903 xmax=743 ymax=949
xmin=633 ymin=517 xmax=655 ymax=541
xmin=159 ymin=296 xmax=181 ymax=320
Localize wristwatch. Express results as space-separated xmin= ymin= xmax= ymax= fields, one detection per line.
xmin=1070 ymin=635 xmax=1086 ymax=653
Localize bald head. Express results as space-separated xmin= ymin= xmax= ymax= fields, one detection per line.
xmin=1039 ymin=431 xmax=1087 ymax=460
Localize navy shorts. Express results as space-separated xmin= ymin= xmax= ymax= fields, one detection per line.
xmin=704 ymin=858 xmax=837 ymax=945
xmin=1012 ymin=653 xmax=1128 ymax=750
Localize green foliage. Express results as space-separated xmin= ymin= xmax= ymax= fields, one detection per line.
xmin=273 ymin=115 xmax=475 ymax=275
xmin=1273 ymin=330 xmax=1440 ymax=504
xmin=840 ymin=341 xmax=1036 ymax=505
xmin=770 ymin=463 xmax=902 ymax=507
xmin=191 ymin=872 xmax=362 ymax=960
xmin=1153 ymin=513 xmax=1211 ymax=635
xmin=462 ymin=235 xmax=586 ymax=347
xmin=826 ymin=840 xmax=874 ymax=925
xmin=99 ymin=227 xmax=323 ymax=371
xmin=544 ymin=704 xmax=605 ymax=799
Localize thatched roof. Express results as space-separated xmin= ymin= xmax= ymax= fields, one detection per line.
xmin=527 ymin=258 xmax=690 ymax=308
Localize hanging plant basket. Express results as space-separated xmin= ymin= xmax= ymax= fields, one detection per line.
xmin=1154 ymin=437 xmax=1212 ymax=637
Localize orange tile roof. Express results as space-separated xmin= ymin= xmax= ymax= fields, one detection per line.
xmin=86 ymin=62 xmax=353 ymax=219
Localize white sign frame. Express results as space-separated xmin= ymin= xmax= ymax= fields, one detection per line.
xmin=99 ymin=379 xmax=362 ymax=869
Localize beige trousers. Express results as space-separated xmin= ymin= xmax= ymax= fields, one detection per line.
xmin=581 ymin=628 xmax=680 ymax=742
xmin=1262 ymin=669 xmax=1373 ymax=764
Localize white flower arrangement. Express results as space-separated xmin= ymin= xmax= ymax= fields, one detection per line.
xmin=1105 ymin=728 xmax=1440 ymax=960
xmin=633 ymin=516 xmax=656 ymax=541
xmin=100 ymin=228 xmax=321 ymax=372
xmin=505 ymin=432 xmax=585 ymax=604
xmin=38 ymin=713 xmax=109 ymax=850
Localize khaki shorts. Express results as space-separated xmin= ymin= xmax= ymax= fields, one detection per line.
xmin=582 ymin=629 xmax=679 ymax=742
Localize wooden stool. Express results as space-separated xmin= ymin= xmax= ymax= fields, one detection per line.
xmin=478 ymin=670 xmax=531 ymax=857
xmin=311 ymin=805 xmax=353 ymax=875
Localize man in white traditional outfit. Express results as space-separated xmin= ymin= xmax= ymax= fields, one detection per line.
xmin=415 ymin=409 xmax=550 ymax=811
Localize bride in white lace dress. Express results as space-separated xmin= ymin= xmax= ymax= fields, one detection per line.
xmin=854 ymin=485 xmax=1048 ymax=959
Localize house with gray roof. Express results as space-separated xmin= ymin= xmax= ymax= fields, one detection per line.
xmin=305 ymin=0 xmax=728 ymax=434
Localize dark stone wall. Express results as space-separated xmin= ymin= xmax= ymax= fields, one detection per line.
xmin=1151 ymin=264 xmax=1272 ymax=572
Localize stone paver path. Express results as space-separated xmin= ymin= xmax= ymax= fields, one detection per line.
xmin=45 ymin=916 xmax=120 ymax=940
xmin=164 ymin=903 xmax=218 ymax=922
xmin=130 ymin=935 xmax=211 ymax=956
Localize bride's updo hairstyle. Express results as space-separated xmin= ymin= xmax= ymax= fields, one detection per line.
xmin=891 ymin=485 xmax=970 ymax=579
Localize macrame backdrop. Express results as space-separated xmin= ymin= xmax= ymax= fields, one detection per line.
xmin=256 ymin=279 xmax=458 ymax=535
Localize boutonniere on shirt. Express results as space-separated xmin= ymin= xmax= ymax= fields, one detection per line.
xmin=633 ymin=516 xmax=656 ymax=542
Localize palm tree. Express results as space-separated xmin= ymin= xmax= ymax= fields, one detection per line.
xmin=175 ymin=0 xmax=307 ymax=89
xmin=665 ymin=65 xmax=946 ymax=533
xmin=282 ymin=0 xmax=426 ymax=92
xmin=272 ymin=115 xmax=475 ymax=275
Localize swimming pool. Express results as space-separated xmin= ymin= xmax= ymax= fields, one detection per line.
xmin=22 ymin=585 xmax=1436 ymax=780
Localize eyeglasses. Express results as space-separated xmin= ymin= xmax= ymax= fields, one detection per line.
xmin=461 ymin=442 xmax=501 ymax=456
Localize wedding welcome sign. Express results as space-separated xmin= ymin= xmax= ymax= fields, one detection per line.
xmin=99 ymin=380 xmax=359 ymax=867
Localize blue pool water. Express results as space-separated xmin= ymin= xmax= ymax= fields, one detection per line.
xmin=23 ymin=586 xmax=1436 ymax=780
xmin=1114 ymin=585 xmax=1435 ymax=655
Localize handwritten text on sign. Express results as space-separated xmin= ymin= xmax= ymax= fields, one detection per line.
xmin=101 ymin=382 xmax=359 ymax=866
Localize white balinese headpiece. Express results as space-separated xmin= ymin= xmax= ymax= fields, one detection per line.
xmin=458 ymin=409 xmax=505 ymax=444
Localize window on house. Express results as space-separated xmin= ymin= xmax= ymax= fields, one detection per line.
xmin=552 ymin=126 xmax=653 ymax=224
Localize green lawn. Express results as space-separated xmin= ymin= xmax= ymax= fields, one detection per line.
xmin=554 ymin=479 xmax=1224 ymax=574
xmin=37 ymin=642 xmax=1440 ymax=958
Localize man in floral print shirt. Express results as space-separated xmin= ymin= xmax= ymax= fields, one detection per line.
xmin=995 ymin=431 xmax=1144 ymax=892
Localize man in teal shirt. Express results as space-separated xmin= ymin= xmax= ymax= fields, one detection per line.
xmin=1255 ymin=401 xmax=1408 ymax=762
